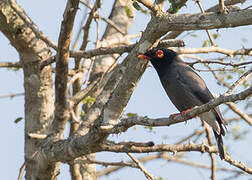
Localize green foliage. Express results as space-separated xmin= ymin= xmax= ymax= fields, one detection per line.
xmin=168 ymin=0 xmax=180 ymax=14
xmin=14 ymin=117 xmax=23 ymax=124
xmin=82 ymin=96 xmax=95 ymax=109
xmin=8 ymin=67 xmax=20 ymax=71
xmin=227 ymin=74 xmax=233 ymax=80
xmin=144 ymin=126 xmax=153 ymax=131
xmin=131 ymin=1 xmax=148 ymax=14
xmin=133 ymin=1 xmax=141 ymax=10
xmin=212 ymin=33 xmax=220 ymax=39
xmin=81 ymin=110 xmax=86 ymax=117
xmin=125 ymin=6 xmax=132 ymax=17
xmin=126 ymin=112 xmax=138 ymax=118
xmin=202 ymin=40 xmax=210 ymax=47
xmin=81 ymin=96 xmax=95 ymax=117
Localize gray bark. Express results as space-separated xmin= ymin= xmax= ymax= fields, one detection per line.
xmin=1 ymin=0 xmax=252 ymax=179
xmin=0 ymin=0 xmax=56 ymax=179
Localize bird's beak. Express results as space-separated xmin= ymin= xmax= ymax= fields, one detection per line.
xmin=138 ymin=54 xmax=150 ymax=60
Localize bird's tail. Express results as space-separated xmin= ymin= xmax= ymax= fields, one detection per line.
xmin=213 ymin=131 xmax=225 ymax=160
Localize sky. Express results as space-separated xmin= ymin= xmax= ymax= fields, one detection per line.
xmin=0 ymin=0 xmax=251 ymax=180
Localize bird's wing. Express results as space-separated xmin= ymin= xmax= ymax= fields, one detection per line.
xmin=176 ymin=64 xmax=226 ymax=135
xmin=176 ymin=64 xmax=214 ymax=103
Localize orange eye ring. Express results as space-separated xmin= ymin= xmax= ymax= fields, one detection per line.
xmin=156 ymin=50 xmax=164 ymax=58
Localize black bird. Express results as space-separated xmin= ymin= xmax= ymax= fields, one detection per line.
xmin=138 ymin=48 xmax=226 ymax=159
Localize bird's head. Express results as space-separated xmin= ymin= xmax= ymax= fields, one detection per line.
xmin=138 ymin=48 xmax=179 ymax=74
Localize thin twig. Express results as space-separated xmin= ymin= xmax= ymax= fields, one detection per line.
xmin=136 ymin=0 xmax=159 ymax=14
xmin=176 ymin=47 xmax=252 ymax=57
xmin=97 ymin=152 xmax=244 ymax=177
xmin=206 ymin=65 xmax=252 ymax=125
xmin=0 ymin=92 xmax=24 ymax=99
xmin=195 ymin=0 xmax=216 ymax=46
xmin=127 ymin=153 xmax=155 ymax=180
xmin=202 ymin=121 xmax=216 ymax=180
xmin=17 ymin=162 xmax=25 ymax=180
xmin=80 ymin=0 xmax=126 ymax=35
xmin=226 ymin=68 xmax=252 ymax=95
xmin=184 ymin=55 xmax=252 ymax=67
xmin=80 ymin=0 xmax=100 ymax=51
xmin=226 ymin=102 xmax=252 ymax=125
xmin=0 ymin=62 xmax=21 ymax=68
xmin=224 ymin=154 xmax=252 ymax=174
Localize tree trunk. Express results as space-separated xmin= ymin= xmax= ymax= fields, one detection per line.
xmin=0 ymin=1 xmax=56 ymax=179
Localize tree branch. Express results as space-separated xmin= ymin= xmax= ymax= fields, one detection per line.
xmin=52 ymin=0 xmax=80 ymax=135
xmin=127 ymin=153 xmax=155 ymax=180
xmin=100 ymin=141 xmax=218 ymax=154
xmin=8 ymin=0 xmax=57 ymax=50
xmin=103 ymin=87 xmax=252 ymax=134
xmin=184 ymin=55 xmax=252 ymax=67
xmin=226 ymin=68 xmax=252 ymax=95
xmin=136 ymin=0 xmax=159 ymax=15
xmin=154 ymin=9 xmax=252 ymax=31
xmin=0 ymin=61 xmax=21 ymax=68
xmin=177 ymin=47 xmax=252 ymax=56
xmin=97 ymin=152 xmax=245 ymax=177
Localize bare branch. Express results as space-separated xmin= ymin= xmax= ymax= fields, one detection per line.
xmin=52 ymin=0 xmax=80 ymax=135
xmin=206 ymin=65 xmax=252 ymax=126
xmin=176 ymin=47 xmax=252 ymax=56
xmin=103 ymin=87 xmax=252 ymax=134
xmin=136 ymin=0 xmax=159 ymax=14
xmin=163 ymin=0 xmax=247 ymax=39
xmin=224 ymin=154 xmax=252 ymax=174
xmin=101 ymin=141 xmax=218 ymax=154
xmin=0 ymin=92 xmax=24 ymax=99
xmin=226 ymin=102 xmax=252 ymax=125
xmin=195 ymin=0 xmax=216 ymax=46
xmin=70 ymin=39 xmax=184 ymax=58
xmin=127 ymin=153 xmax=155 ymax=180
xmin=202 ymin=121 xmax=216 ymax=180
xmin=39 ymin=39 xmax=185 ymax=67
xmin=184 ymin=55 xmax=252 ymax=67
xmin=97 ymin=152 xmax=244 ymax=177
xmin=0 ymin=62 xmax=21 ymax=68
xmin=80 ymin=0 xmax=126 ymax=35
xmin=100 ymin=141 xmax=252 ymax=174
xmin=226 ymin=68 xmax=252 ymax=95
xmin=81 ymin=0 xmax=100 ymax=51
xmin=155 ymin=9 xmax=252 ymax=31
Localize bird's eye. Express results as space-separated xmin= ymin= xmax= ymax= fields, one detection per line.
xmin=156 ymin=50 xmax=164 ymax=58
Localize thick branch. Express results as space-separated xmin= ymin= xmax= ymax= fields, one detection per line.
xmin=100 ymin=141 xmax=218 ymax=154
xmin=52 ymin=0 xmax=79 ymax=134
xmin=38 ymin=87 xmax=252 ymax=163
xmin=153 ymin=9 xmax=252 ymax=31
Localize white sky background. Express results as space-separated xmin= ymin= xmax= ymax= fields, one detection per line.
xmin=0 ymin=0 xmax=251 ymax=179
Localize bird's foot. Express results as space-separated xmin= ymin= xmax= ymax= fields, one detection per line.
xmin=169 ymin=113 xmax=180 ymax=119
xmin=181 ymin=108 xmax=193 ymax=116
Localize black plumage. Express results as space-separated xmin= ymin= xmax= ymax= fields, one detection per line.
xmin=138 ymin=48 xmax=226 ymax=159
